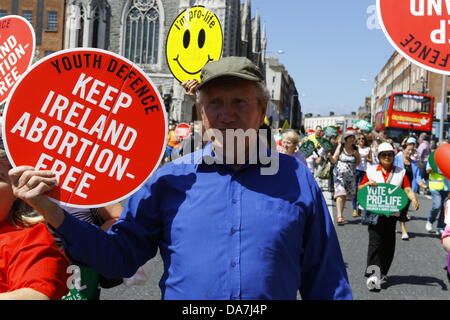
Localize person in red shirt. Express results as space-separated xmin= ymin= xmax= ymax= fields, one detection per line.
xmin=358 ymin=142 xmax=419 ymax=291
xmin=0 ymin=146 xmax=69 ymax=300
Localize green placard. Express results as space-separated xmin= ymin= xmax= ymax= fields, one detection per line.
xmin=298 ymin=140 xmax=315 ymax=158
xmin=61 ymin=265 xmax=99 ymax=300
xmin=428 ymin=151 xmax=439 ymax=173
xmin=357 ymin=183 xmax=409 ymax=216
xmin=62 ymin=288 xmax=88 ymax=300
xmin=317 ymin=137 xmax=334 ymax=153
xmin=324 ymin=126 xmax=338 ymax=137
xmin=354 ymin=120 xmax=373 ymax=133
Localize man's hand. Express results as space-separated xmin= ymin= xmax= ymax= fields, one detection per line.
xmin=8 ymin=166 xmax=65 ymax=228
xmin=419 ymin=182 xmax=428 ymax=191
xmin=412 ymin=198 xmax=420 ymax=211
xmin=181 ymin=79 xmax=199 ymax=101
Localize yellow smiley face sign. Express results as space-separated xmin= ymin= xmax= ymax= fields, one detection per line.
xmin=166 ymin=6 xmax=223 ymax=83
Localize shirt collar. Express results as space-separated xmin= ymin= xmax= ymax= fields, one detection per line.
xmin=197 ymin=139 xmax=272 ymax=169
xmin=376 ymin=164 xmax=394 ymax=172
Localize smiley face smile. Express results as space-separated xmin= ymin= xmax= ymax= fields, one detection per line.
xmin=173 ymin=55 xmax=213 ymax=75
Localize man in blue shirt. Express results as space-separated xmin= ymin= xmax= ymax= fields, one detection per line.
xmin=9 ymin=57 xmax=352 ymax=300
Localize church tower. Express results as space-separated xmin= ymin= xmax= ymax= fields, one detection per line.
xmin=64 ymin=0 xmax=265 ymax=123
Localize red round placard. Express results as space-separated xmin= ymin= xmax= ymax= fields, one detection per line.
xmin=175 ymin=123 xmax=191 ymax=140
xmin=377 ymin=0 xmax=450 ymax=75
xmin=2 ymin=48 xmax=167 ymax=208
xmin=0 ymin=15 xmax=35 ymax=104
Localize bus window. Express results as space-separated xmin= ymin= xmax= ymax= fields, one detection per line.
xmin=392 ymin=94 xmax=431 ymax=114
xmin=382 ymin=98 xmax=389 ymax=111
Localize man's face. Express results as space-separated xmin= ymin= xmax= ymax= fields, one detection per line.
xmin=199 ymin=78 xmax=267 ymax=156
xmin=315 ymin=127 xmax=324 ymax=137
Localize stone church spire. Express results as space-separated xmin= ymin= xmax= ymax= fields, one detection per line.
xmin=240 ymin=0 xmax=252 ymax=58
xmin=261 ymin=23 xmax=267 ymax=65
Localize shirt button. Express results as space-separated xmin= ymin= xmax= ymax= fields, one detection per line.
xmin=231 ymin=199 xmax=237 ymax=204
xmin=231 ymin=262 xmax=236 ymax=267
xmin=230 ymin=228 xmax=238 ymax=235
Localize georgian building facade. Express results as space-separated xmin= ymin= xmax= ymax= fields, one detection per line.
xmin=371 ymin=51 xmax=450 ymax=123
xmin=63 ymin=0 xmax=267 ymax=122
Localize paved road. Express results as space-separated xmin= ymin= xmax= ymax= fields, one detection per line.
xmin=100 ymin=193 xmax=449 ymax=300
xmin=335 ymin=194 xmax=449 ymax=300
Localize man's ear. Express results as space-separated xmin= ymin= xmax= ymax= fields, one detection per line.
xmin=259 ymin=100 xmax=269 ymax=125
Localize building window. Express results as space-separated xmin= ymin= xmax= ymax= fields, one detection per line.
xmin=22 ymin=10 xmax=33 ymax=24
xmin=77 ymin=4 xmax=85 ymax=47
xmin=91 ymin=6 xmax=100 ymax=48
xmin=123 ymin=0 xmax=160 ymax=67
xmin=46 ymin=11 xmax=58 ymax=31
xmin=0 ymin=10 xmax=7 ymax=17
xmin=45 ymin=51 xmax=55 ymax=56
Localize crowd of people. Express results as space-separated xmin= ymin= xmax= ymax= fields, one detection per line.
xmin=275 ymin=126 xmax=450 ymax=290
xmin=0 ymin=56 xmax=449 ymax=300
xmin=278 ymin=128 xmax=446 ymax=232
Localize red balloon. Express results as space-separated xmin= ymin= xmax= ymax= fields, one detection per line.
xmin=435 ymin=144 xmax=450 ymax=179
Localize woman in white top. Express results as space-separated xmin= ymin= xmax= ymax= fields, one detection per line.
xmin=359 ymin=143 xmax=419 ymax=289
xmin=352 ymin=134 xmax=373 ymax=217
xmin=330 ymin=131 xmax=361 ymax=225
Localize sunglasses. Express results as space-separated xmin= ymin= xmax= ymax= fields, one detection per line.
xmin=379 ymin=152 xmax=394 ymax=158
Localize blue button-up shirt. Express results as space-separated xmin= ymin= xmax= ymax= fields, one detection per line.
xmin=56 ymin=143 xmax=352 ymax=300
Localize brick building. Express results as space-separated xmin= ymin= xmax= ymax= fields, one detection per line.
xmin=0 ymin=0 xmax=65 ymax=60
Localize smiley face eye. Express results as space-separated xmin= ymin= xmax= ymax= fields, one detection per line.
xmin=183 ymin=29 xmax=190 ymax=49
xmin=198 ymin=29 xmax=206 ymax=48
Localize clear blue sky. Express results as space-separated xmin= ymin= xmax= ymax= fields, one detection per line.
xmin=251 ymin=0 xmax=395 ymax=116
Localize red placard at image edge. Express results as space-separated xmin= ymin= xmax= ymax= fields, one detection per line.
xmin=0 ymin=15 xmax=36 ymax=104
xmin=2 ymin=48 xmax=168 ymax=208
xmin=175 ymin=123 xmax=191 ymax=140
xmin=377 ymin=0 xmax=450 ymax=75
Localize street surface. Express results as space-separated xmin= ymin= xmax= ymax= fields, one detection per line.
xmin=100 ymin=193 xmax=449 ymax=300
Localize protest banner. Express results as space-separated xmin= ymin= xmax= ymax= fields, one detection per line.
xmin=166 ymin=6 xmax=223 ymax=83
xmin=175 ymin=123 xmax=191 ymax=140
xmin=0 ymin=15 xmax=35 ymax=104
xmin=377 ymin=0 xmax=450 ymax=74
xmin=354 ymin=119 xmax=373 ymax=133
xmin=357 ymin=183 xmax=409 ymax=216
xmin=317 ymin=137 xmax=334 ymax=153
xmin=298 ymin=140 xmax=315 ymax=158
xmin=2 ymin=48 xmax=167 ymax=208
xmin=324 ymin=126 xmax=338 ymax=137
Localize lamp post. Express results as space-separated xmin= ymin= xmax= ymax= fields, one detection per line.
xmin=290 ymin=94 xmax=298 ymax=129
xmin=419 ymin=75 xmax=428 ymax=94
xmin=439 ymin=75 xmax=447 ymax=144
